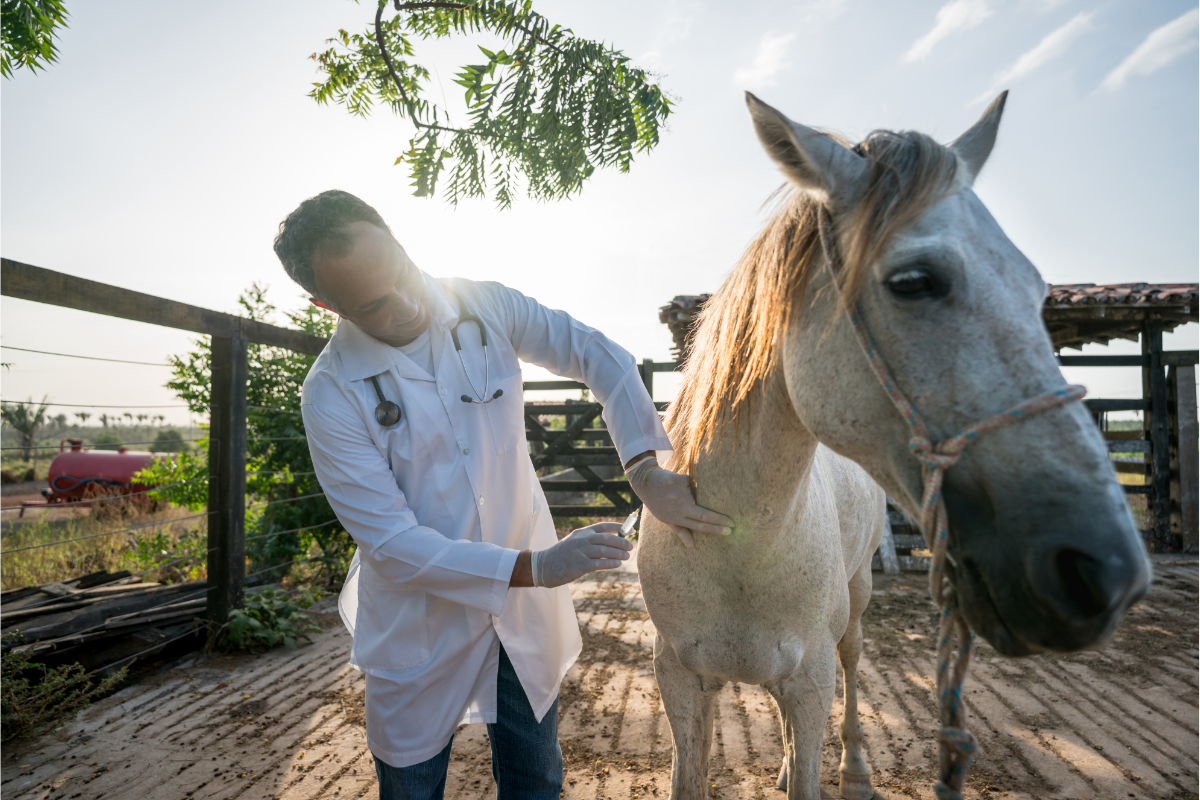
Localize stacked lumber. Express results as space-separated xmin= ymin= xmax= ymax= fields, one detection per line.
xmin=0 ymin=570 xmax=208 ymax=676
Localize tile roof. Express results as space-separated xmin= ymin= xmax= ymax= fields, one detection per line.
xmin=661 ymin=283 xmax=1198 ymax=358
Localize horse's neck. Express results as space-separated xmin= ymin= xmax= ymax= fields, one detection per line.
xmin=689 ymin=367 xmax=820 ymax=539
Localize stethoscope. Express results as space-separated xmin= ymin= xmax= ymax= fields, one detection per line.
xmin=369 ymin=305 xmax=503 ymax=427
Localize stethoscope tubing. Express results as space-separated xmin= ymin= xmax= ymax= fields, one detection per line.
xmin=371 ymin=310 xmax=502 ymax=427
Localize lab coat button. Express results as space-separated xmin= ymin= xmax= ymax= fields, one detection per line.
xmin=478 ymin=497 xmax=485 ymax=506
xmin=439 ymin=387 xmax=448 ymax=397
xmin=463 ymin=447 xmax=470 ymax=455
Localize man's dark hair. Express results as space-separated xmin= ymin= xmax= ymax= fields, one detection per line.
xmin=273 ymin=190 xmax=392 ymax=306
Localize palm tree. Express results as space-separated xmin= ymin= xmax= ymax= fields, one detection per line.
xmin=136 ymin=414 xmax=148 ymax=425
xmin=1 ymin=397 xmax=51 ymax=459
xmin=75 ymin=412 xmax=92 ymax=426
xmin=99 ymin=413 xmax=110 ymax=427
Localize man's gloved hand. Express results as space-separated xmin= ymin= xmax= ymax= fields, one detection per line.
xmin=530 ymin=522 xmax=633 ymax=588
xmin=626 ymin=456 xmax=733 ymax=548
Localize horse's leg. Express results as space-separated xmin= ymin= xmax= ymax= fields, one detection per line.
xmin=770 ymin=640 xmax=838 ymax=800
xmin=836 ymin=559 xmax=874 ymax=800
xmin=654 ymin=632 xmax=722 ymax=800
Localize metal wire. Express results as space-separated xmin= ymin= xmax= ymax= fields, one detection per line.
xmin=125 ymin=548 xmax=218 ymax=580
xmin=0 ymin=399 xmax=190 ymax=409
xmin=262 ymin=491 xmax=325 ymax=507
xmin=245 ymin=518 xmax=338 ymax=542
xmin=248 ymin=406 xmax=302 ymax=414
xmin=247 ymin=436 xmax=307 ymax=442
xmin=31 ymin=477 xmax=204 ymax=504
xmin=0 ymin=346 xmax=170 ymax=366
xmin=244 ymin=554 xmax=323 ymax=581
xmin=2 ymin=439 xmax=205 ymax=451
xmin=0 ymin=512 xmax=214 ymax=555
xmin=247 ymin=470 xmax=316 ymax=477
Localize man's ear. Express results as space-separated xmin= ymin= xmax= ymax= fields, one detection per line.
xmin=309 ymin=298 xmax=338 ymax=315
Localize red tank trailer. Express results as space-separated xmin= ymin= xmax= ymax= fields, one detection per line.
xmin=18 ymin=439 xmax=175 ymax=516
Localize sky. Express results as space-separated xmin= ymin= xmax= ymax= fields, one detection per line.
xmin=2 ymin=0 xmax=1197 ymax=426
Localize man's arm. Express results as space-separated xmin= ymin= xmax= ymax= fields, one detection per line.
xmin=304 ymin=402 xmax=519 ymax=613
xmin=475 ymin=281 xmax=733 ymax=544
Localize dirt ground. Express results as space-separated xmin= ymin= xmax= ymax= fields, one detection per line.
xmin=1 ymin=554 xmax=1196 ymax=800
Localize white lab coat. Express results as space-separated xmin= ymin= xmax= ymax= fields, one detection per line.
xmin=301 ymin=275 xmax=670 ymax=768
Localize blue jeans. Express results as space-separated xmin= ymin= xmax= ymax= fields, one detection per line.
xmin=375 ymin=645 xmax=562 ymax=800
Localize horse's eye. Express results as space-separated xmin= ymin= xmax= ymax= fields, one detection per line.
xmin=887 ymin=269 xmax=935 ymax=298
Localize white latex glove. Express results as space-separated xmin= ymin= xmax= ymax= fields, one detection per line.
xmin=626 ymin=457 xmax=733 ymax=548
xmin=530 ymin=522 xmax=633 ymax=588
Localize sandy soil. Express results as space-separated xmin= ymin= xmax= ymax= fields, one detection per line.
xmin=1 ymin=555 xmax=1195 ymax=800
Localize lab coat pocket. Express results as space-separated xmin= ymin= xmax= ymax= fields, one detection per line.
xmin=353 ymin=579 xmax=432 ymax=671
xmin=484 ymin=372 xmax=527 ymax=455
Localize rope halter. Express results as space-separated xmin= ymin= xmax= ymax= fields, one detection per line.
xmin=816 ymin=205 xmax=1086 ymax=800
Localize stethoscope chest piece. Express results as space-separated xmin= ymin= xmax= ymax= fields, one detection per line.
xmin=369 ymin=375 xmax=402 ymax=427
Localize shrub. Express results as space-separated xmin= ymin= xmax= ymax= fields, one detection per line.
xmin=152 ymin=429 xmax=189 ymax=453
xmin=1 ymin=633 xmax=127 ymax=741
xmin=93 ymin=432 xmax=122 ymax=451
xmin=212 ymin=588 xmax=323 ymax=654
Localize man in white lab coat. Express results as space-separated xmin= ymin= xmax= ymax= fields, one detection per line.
xmin=273 ymin=191 xmax=733 ymax=800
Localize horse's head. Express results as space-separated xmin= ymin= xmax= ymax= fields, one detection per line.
xmin=745 ymin=92 xmax=1150 ymax=657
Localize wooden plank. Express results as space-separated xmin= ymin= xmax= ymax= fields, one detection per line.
xmin=1113 ymin=461 xmax=1149 ymax=475
xmin=1057 ymin=355 xmax=1145 ymax=367
xmin=1123 ymin=484 xmax=1150 ymax=496
xmin=641 ymin=357 xmax=655 ymax=399
xmin=877 ymin=514 xmax=900 ymax=575
xmin=535 ymin=453 xmax=620 ymax=466
xmin=526 ymin=429 xmax=613 ymax=442
xmin=525 ymin=402 xmax=604 ymax=415
xmin=1104 ymin=430 xmax=1147 ymax=441
xmin=1 ymin=259 xmax=328 ymax=355
xmin=531 ymin=407 xmax=604 ymax=469
xmin=1172 ymin=364 xmax=1198 ymax=550
xmin=540 ymin=480 xmax=636 ymax=492
xmin=1107 ymin=440 xmax=1151 ymax=453
xmin=523 ymin=380 xmax=586 ymax=391
xmin=1087 ymin=399 xmax=1151 ymax=412
xmin=207 ymin=335 xmax=248 ymax=624
xmin=548 ymin=506 xmax=628 ymax=517
xmin=1163 ymin=350 xmax=1200 ymax=367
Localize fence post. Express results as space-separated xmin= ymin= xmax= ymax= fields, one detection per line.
xmin=1171 ymin=364 xmax=1198 ymax=551
xmin=207 ymin=334 xmax=249 ymax=627
xmin=641 ymin=358 xmax=655 ymax=400
xmin=1143 ymin=321 xmax=1171 ymax=551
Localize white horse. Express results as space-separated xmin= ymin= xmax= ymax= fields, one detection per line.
xmin=637 ymin=92 xmax=1151 ymax=800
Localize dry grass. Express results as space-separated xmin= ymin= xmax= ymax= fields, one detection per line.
xmin=0 ymin=499 xmax=206 ymax=590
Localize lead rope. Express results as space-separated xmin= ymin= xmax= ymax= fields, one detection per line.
xmin=815 ymin=206 xmax=1086 ymax=800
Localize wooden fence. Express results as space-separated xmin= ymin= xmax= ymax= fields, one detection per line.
xmin=3 ymin=259 xmax=1196 ymax=633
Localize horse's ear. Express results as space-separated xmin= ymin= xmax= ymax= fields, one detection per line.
xmin=745 ymin=92 xmax=868 ymax=209
xmin=948 ymin=91 xmax=1008 ymax=187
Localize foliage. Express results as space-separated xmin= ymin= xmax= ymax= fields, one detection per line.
xmin=1 ymin=0 xmax=68 ymax=79
xmin=92 ymin=431 xmax=122 ymax=451
xmin=145 ymin=284 xmax=350 ymax=584
xmin=120 ymin=525 xmax=207 ymax=583
xmin=1 ymin=632 xmax=126 ymax=741
xmin=310 ymin=0 xmax=673 ymax=208
xmin=213 ymin=588 xmax=323 ymax=654
xmin=152 ymin=428 xmax=190 ymax=453
xmin=1 ymin=396 xmax=50 ymax=459
xmin=120 ymin=529 xmax=172 ymax=575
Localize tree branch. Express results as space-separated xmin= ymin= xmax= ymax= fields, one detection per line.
xmin=374 ymin=1 xmax=497 ymax=138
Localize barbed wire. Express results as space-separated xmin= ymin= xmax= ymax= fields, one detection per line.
xmin=0 ymin=346 xmax=170 ymax=366
xmin=0 ymin=399 xmax=190 ymax=409
xmin=262 ymin=491 xmax=326 ymax=507
xmin=1 ymin=439 xmax=204 ymax=451
xmin=0 ymin=512 xmax=214 ymax=555
xmin=245 ymin=518 xmax=338 ymax=542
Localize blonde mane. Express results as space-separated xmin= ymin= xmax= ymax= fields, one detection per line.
xmin=666 ymin=129 xmax=961 ymax=473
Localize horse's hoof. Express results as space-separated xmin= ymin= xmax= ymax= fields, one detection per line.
xmin=776 ymin=764 xmax=788 ymax=791
xmin=838 ymin=770 xmax=873 ymax=800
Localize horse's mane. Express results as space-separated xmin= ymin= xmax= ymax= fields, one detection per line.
xmin=666 ymin=128 xmax=961 ymax=473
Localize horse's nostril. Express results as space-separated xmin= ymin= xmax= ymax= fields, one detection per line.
xmin=1051 ymin=548 xmax=1111 ymax=619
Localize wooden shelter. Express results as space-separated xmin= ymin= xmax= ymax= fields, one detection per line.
xmin=659 ymin=284 xmax=1199 ymax=553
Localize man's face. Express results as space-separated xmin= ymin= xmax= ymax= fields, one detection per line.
xmin=311 ymin=221 xmax=431 ymax=347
